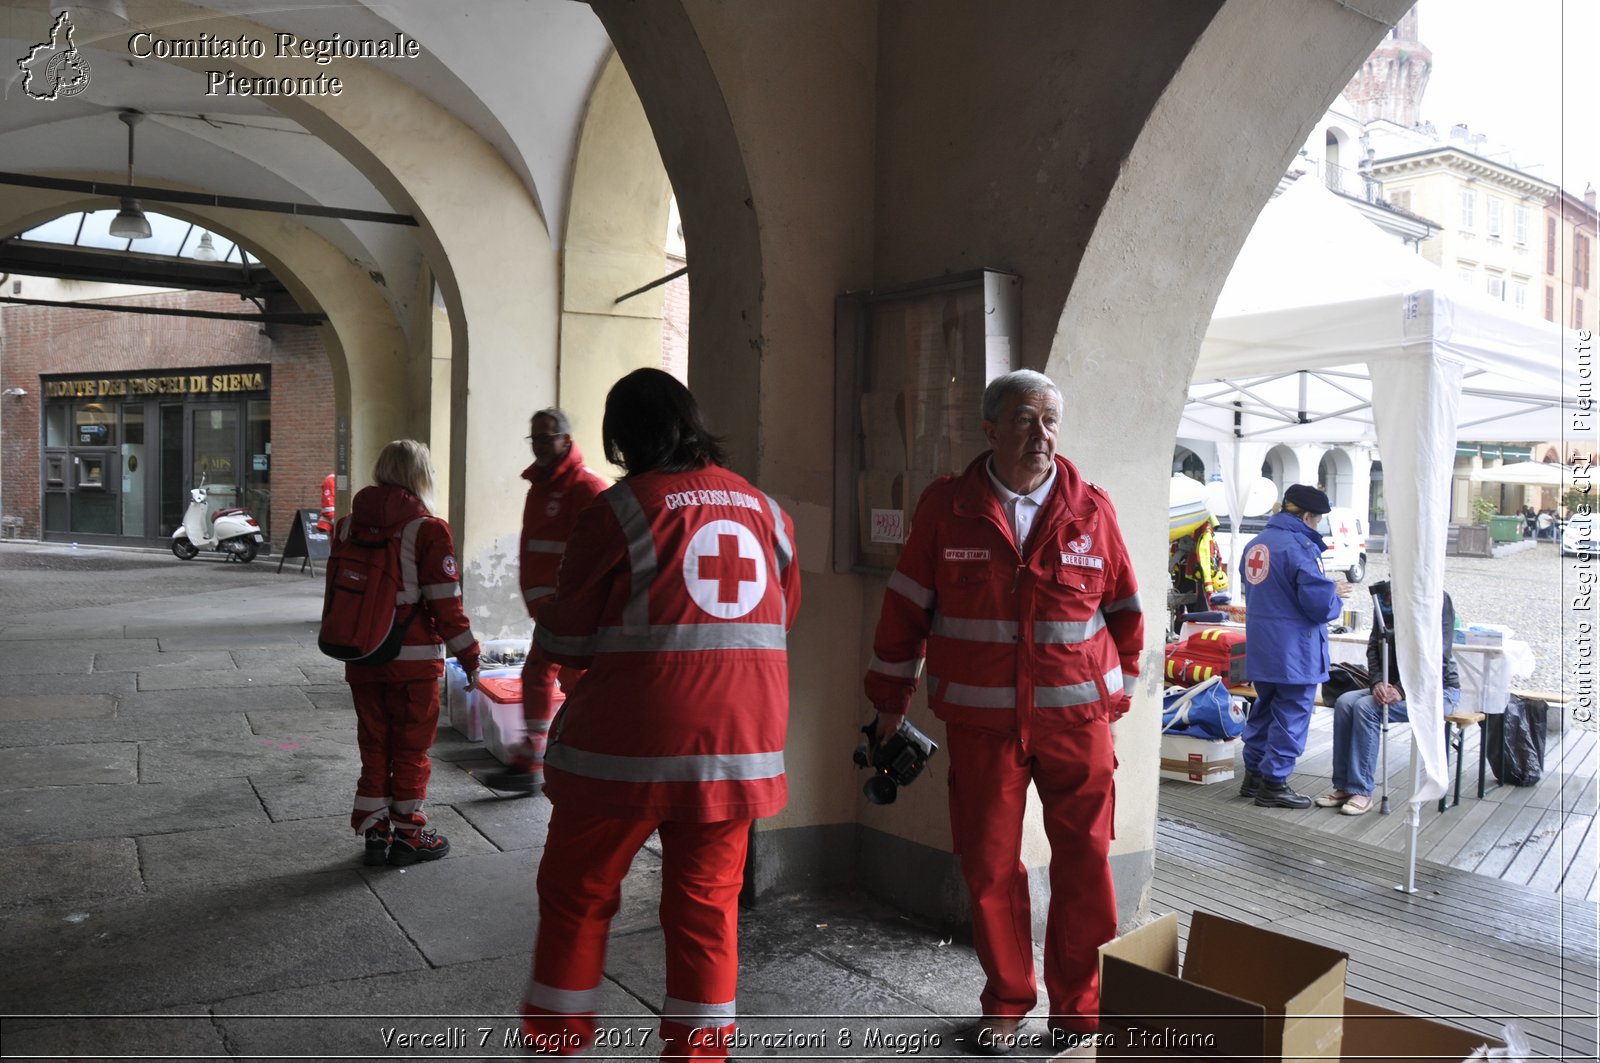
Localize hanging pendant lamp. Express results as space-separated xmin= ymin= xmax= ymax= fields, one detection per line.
xmin=108 ymin=110 xmax=152 ymax=240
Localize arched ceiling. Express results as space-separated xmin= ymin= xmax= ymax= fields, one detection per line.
xmin=0 ymin=0 xmax=614 ymax=325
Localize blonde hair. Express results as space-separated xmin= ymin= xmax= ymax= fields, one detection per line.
xmin=372 ymin=439 xmax=436 ymax=513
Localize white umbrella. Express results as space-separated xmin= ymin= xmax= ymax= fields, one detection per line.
xmin=1469 ymin=461 xmax=1575 ymax=487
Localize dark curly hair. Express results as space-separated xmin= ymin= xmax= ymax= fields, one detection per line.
xmin=602 ymin=368 xmax=728 ymax=475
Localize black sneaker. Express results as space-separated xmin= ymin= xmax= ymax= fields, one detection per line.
xmin=363 ymin=827 xmax=391 ymax=867
xmin=388 ymin=829 xmax=450 ymax=866
xmin=1238 ymin=770 xmax=1262 ymax=798
xmin=1254 ymin=781 xmax=1313 ymax=809
xmin=482 ymin=766 xmax=540 ymax=795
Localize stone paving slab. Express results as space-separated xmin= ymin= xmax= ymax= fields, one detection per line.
xmin=0 ymin=873 xmax=426 ymax=1015
xmin=136 ymin=665 xmax=308 ymax=692
xmin=0 ymin=624 xmax=143 ymax=641
xmin=0 ymin=1005 xmax=229 ymax=1061
xmin=455 ymin=792 xmax=552 ymax=851
xmin=0 ymin=713 xmax=251 ymax=749
xmin=0 ymin=741 xmax=139 ymax=789
xmin=231 ymin=646 xmax=334 ymax=669
xmin=0 ymin=644 xmax=94 ymax=675
xmin=140 ymin=809 xmax=498 ymax=893
xmin=156 ymin=630 xmax=306 ymax=651
xmin=13 ymin=776 xmax=269 ymax=846
xmin=305 ymin=685 xmax=358 ymax=712
xmin=247 ymin=708 xmax=357 ymax=735
xmin=365 ymin=847 xmax=664 ymax=969
xmin=252 ymin=759 xmax=498 ymax=823
xmin=432 ymin=734 xmax=493 ymax=764
xmin=3 ymin=837 xmax=143 ymax=911
xmin=116 ymin=684 xmax=314 ymax=715
xmin=138 ymin=731 xmax=358 ymax=783
xmin=92 ymin=648 xmax=238 ymax=673
xmin=211 ymin=953 xmax=651 ymax=1060
xmin=1 ymin=672 xmax=139 ymax=697
xmin=0 ymin=692 xmax=117 ymax=721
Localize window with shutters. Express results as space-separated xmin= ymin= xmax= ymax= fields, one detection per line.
xmin=1576 ymin=234 xmax=1592 ymax=290
xmin=1513 ymin=281 xmax=1528 ymax=310
xmin=1390 ymin=189 xmax=1412 ymax=212
xmin=1459 ymin=189 xmax=1475 ymax=229
xmin=1486 ymin=274 xmax=1506 ymax=301
xmin=1487 ymin=197 xmax=1503 ymax=238
xmin=1547 ymin=216 xmax=1558 ymax=274
xmin=1545 ymin=286 xmax=1556 ymax=321
xmin=1514 ymin=205 xmax=1529 ymax=245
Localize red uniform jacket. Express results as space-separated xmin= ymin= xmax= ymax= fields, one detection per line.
xmin=866 ymin=453 xmax=1142 ymax=734
xmin=535 ymin=465 xmax=801 ymax=821
xmin=343 ymin=484 xmax=481 ymax=683
xmin=519 ymin=442 xmax=609 ymax=615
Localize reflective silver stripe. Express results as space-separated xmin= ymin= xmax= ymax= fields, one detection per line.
xmin=421 ymin=582 xmax=459 ymax=600
xmin=1036 ymin=678 xmax=1107 ymax=708
xmin=888 ymin=570 xmax=934 ymax=610
xmin=1033 ymin=611 xmax=1107 ymax=644
xmin=536 ymin=627 xmax=592 ymax=656
xmin=353 ymin=795 xmax=389 ymax=833
xmin=589 ymin=623 xmax=788 ymax=653
xmin=607 ymin=483 xmax=656 ymax=635
xmin=525 ymin=978 xmax=600 ymax=1014
xmin=395 ymin=517 xmax=428 ymax=604
xmin=1121 ymin=670 xmax=1138 ymax=696
xmin=932 ymin=676 xmax=1015 ymax=709
xmin=662 ymin=996 xmax=738 ymax=1023
xmin=390 ymin=797 xmax=423 ymax=816
xmin=526 ymin=539 xmax=566 ymax=554
xmin=868 ymin=654 xmax=923 ymax=679
xmin=353 ymin=795 xmax=389 ymax=811
xmin=545 ymin=744 xmax=784 ymax=783
xmin=764 ymin=493 xmax=793 ymax=573
xmin=523 ymin=586 xmax=556 ymax=603
xmin=395 ymin=643 xmax=445 ymax=660
xmin=933 ymin=616 xmax=1018 ymax=642
xmin=1104 ymin=666 xmax=1125 ymax=695
xmin=1103 ymin=592 xmax=1143 ymax=615
xmin=444 ymin=631 xmax=476 ymax=654
xmin=528 ymin=720 xmax=552 ymax=734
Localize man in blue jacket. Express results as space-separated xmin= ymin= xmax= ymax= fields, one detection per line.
xmin=1238 ymin=484 xmax=1342 ymax=808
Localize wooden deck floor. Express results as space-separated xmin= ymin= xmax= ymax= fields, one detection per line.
xmin=1159 ymin=706 xmax=1599 ymax=900
xmin=1149 ymin=813 xmax=1599 ymax=1061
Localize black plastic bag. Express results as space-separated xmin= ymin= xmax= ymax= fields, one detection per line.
xmin=1485 ymin=695 xmax=1548 ymax=787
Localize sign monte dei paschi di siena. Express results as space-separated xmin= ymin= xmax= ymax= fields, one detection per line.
xmin=126 ymin=29 xmax=422 ymax=97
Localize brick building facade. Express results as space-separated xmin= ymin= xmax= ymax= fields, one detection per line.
xmin=0 ymin=288 xmax=334 ymax=552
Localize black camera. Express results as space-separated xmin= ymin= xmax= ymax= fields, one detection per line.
xmin=852 ymin=718 xmax=939 ymax=805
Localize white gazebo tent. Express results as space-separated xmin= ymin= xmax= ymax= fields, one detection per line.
xmin=1179 ymin=178 xmax=1578 ymax=889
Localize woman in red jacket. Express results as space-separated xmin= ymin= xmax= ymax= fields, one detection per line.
xmin=520 ymin=370 xmax=800 ymax=1060
xmin=343 ymin=440 xmax=481 ymax=867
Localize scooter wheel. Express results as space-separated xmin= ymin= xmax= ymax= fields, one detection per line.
xmin=172 ymin=538 xmax=199 ymax=561
xmin=235 ymin=539 xmax=259 ymax=563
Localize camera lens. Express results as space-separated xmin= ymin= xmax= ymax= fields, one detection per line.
xmin=863 ymin=774 xmax=899 ymax=805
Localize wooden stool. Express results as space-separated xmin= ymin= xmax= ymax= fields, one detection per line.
xmin=1439 ymin=710 xmax=1487 ymax=812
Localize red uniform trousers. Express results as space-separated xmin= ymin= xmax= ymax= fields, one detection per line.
xmin=946 ymin=719 xmax=1116 ymax=1029
xmin=349 ymin=680 xmax=439 ymax=835
xmin=523 ymin=805 xmax=750 ymax=1060
xmin=515 ymin=646 xmax=582 ymax=784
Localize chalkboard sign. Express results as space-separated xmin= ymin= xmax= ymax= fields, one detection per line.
xmin=278 ymin=508 xmax=332 ymax=574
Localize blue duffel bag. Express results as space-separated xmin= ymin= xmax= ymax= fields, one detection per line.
xmin=1161 ymin=676 xmax=1247 ymax=740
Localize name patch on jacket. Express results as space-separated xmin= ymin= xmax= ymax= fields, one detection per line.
xmin=944 ymin=548 xmax=990 ymax=562
xmin=1060 ymin=551 xmax=1105 ymax=570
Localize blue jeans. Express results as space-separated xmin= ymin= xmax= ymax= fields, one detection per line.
xmin=1241 ymin=681 xmax=1317 ymax=785
xmin=1331 ymin=686 xmax=1461 ymax=796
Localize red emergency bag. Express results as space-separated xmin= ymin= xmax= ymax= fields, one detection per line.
xmin=1163 ymin=627 xmax=1248 ymax=686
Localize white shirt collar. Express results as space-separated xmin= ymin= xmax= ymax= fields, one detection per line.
xmin=986 ymin=458 xmax=1056 ymax=507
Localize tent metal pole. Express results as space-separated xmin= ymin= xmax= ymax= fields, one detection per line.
xmin=1398 ymin=745 xmax=1420 ymax=894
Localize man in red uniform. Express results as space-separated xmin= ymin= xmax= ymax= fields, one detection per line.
xmin=864 ymin=369 xmax=1142 ymax=1053
xmin=484 ymin=408 xmax=608 ymax=794
xmin=520 ymin=369 xmax=800 ymax=1060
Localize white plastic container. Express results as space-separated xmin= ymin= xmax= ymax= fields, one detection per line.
xmin=443 ymin=660 xmax=481 ymax=741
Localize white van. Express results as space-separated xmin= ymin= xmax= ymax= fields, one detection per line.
xmin=1316 ymin=508 xmax=1368 ymax=582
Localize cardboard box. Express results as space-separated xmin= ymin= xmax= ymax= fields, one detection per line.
xmin=1098 ymin=911 xmax=1347 ymax=1062
xmin=1159 ymin=735 xmax=1237 ymax=784
xmin=1340 ymin=999 xmax=1505 ymax=1062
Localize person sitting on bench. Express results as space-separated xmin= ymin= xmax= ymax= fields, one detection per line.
xmin=1317 ymin=580 xmax=1459 ymax=816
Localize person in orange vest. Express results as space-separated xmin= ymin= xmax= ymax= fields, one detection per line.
xmin=316 ymin=472 xmax=337 ymax=533
xmin=483 ymin=408 xmax=608 ymax=794
xmin=519 ymin=369 xmax=800 ymax=1060
xmin=864 ymin=369 xmax=1143 ymax=1052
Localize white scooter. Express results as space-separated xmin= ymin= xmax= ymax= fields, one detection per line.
xmin=172 ymin=480 xmax=265 ymax=562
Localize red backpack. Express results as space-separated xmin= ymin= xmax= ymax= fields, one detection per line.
xmin=318 ymin=515 xmax=427 ymax=663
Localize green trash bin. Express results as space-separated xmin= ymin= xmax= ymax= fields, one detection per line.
xmin=1488 ymin=514 xmax=1522 ymax=543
